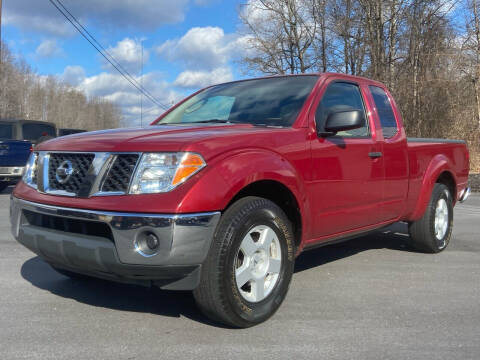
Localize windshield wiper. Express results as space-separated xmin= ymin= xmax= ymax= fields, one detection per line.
xmin=156 ymin=119 xmax=240 ymax=125
xmin=192 ymin=119 xmax=239 ymax=124
xmin=156 ymin=119 xmax=285 ymax=127
xmin=198 ymin=120 xmax=285 ymax=128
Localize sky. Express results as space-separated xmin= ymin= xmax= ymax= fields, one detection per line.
xmin=2 ymin=0 xmax=253 ymax=126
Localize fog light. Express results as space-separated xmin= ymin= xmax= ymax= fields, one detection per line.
xmin=135 ymin=231 xmax=160 ymax=257
xmin=146 ymin=233 xmax=159 ymax=250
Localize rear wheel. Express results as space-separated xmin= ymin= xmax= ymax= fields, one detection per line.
xmin=408 ymin=183 xmax=453 ymax=253
xmin=193 ymin=196 xmax=295 ymax=328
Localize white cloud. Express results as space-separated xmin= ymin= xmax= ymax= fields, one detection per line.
xmin=104 ymin=38 xmax=149 ymax=73
xmin=4 ymin=0 xmax=189 ymax=36
xmin=240 ymin=0 xmax=275 ymax=24
xmin=35 ymin=39 xmax=64 ymax=58
xmin=174 ymin=67 xmax=233 ymax=88
xmin=60 ymin=66 xmax=182 ymax=126
xmin=6 ymin=14 xmax=74 ymax=37
xmin=61 ymin=65 xmax=86 ymax=86
xmin=156 ymin=26 xmax=248 ymax=70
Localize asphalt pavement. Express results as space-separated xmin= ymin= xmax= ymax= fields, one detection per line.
xmin=1 ymin=186 xmax=479 ymax=360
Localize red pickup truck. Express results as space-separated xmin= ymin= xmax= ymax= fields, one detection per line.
xmin=10 ymin=73 xmax=470 ymax=327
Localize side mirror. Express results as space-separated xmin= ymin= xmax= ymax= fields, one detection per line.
xmin=320 ymin=110 xmax=365 ymax=136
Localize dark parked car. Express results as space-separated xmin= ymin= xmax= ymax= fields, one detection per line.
xmin=0 ymin=119 xmax=56 ymax=192
xmin=58 ymin=128 xmax=86 ymax=137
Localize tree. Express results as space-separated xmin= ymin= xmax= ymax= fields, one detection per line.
xmin=329 ymin=0 xmax=366 ymax=74
xmin=464 ymin=0 xmax=480 ymax=130
xmin=240 ymin=0 xmax=319 ymax=74
xmin=0 ymin=41 xmax=122 ymax=131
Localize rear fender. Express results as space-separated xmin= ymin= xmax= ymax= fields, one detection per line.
xmin=409 ymin=154 xmax=456 ymax=221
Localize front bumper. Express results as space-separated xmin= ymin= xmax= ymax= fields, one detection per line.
xmin=0 ymin=166 xmax=24 ymax=182
xmin=10 ymin=196 xmax=220 ymax=290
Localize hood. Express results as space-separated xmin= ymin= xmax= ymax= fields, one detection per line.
xmin=35 ymin=124 xmax=281 ymax=156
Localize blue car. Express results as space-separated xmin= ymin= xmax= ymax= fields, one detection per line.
xmin=0 ymin=119 xmax=56 ymax=193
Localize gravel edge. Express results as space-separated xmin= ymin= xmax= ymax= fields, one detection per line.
xmin=469 ymin=174 xmax=480 ymax=192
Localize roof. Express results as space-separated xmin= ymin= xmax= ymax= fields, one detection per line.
xmin=205 ymin=72 xmax=387 ymax=90
xmin=0 ymin=119 xmax=56 ymax=126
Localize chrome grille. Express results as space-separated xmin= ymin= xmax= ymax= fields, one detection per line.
xmin=101 ymin=154 xmax=139 ymax=193
xmin=48 ymin=153 xmax=95 ymax=194
xmin=25 ymin=151 xmax=140 ymax=197
xmin=32 ymin=154 xmax=38 ymax=185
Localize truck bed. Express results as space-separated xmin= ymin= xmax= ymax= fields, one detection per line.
xmin=405 ymin=137 xmax=469 ymax=217
xmin=407 ymin=137 xmax=466 ymax=144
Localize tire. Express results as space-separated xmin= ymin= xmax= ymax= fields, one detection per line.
xmin=0 ymin=182 xmax=8 ymax=193
xmin=193 ymin=196 xmax=295 ymax=328
xmin=408 ymin=183 xmax=453 ymax=253
xmin=50 ymin=264 xmax=91 ymax=280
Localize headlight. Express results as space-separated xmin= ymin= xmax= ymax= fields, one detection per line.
xmin=129 ymin=152 xmax=206 ymax=194
xmin=23 ymin=152 xmax=38 ymax=188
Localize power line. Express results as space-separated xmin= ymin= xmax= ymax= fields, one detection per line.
xmin=53 ymin=0 xmax=164 ymax=111
xmin=50 ymin=0 xmax=166 ymax=110
xmin=143 ymin=104 xmax=165 ymax=115
xmin=48 ymin=0 xmax=168 ymax=111
xmin=51 ymin=0 xmax=167 ymax=111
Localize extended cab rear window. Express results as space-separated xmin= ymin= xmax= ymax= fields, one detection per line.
xmin=157 ymin=76 xmax=319 ymax=127
xmin=0 ymin=123 xmax=14 ymax=139
xmin=369 ymin=86 xmax=398 ymax=138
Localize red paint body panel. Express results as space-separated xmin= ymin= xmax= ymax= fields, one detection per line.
xmin=14 ymin=73 xmax=470 ymax=253
xmin=404 ymin=142 xmax=469 ymax=221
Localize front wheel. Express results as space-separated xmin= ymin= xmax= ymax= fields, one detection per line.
xmin=193 ymin=196 xmax=295 ymax=328
xmin=408 ymin=183 xmax=453 ymax=253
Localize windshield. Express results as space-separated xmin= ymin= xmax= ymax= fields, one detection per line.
xmin=0 ymin=123 xmax=14 ymax=139
xmin=22 ymin=123 xmax=56 ymax=141
xmin=156 ymin=76 xmax=318 ymax=127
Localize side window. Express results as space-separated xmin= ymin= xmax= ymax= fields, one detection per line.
xmin=369 ymin=86 xmax=398 ymax=138
xmin=315 ymin=82 xmax=368 ymax=137
xmin=0 ymin=123 xmax=14 ymax=139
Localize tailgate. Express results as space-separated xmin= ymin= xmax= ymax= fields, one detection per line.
xmin=0 ymin=140 xmax=31 ymax=167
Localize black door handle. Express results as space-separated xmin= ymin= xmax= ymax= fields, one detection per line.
xmin=368 ymin=151 xmax=383 ymax=159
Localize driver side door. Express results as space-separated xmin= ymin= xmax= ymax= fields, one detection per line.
xmin=307 ymin=80 xmax=384 ymax=240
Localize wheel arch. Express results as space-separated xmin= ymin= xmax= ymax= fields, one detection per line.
xmin=436 ymin=171 xmax=456 ymax=202
xmin=226 ymin=180 xmax=303 ymax=252
xmin=214 ymin=149 xmax=310 ymax=252
xmin=409 ymin=154 xmax=457 ymax=221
